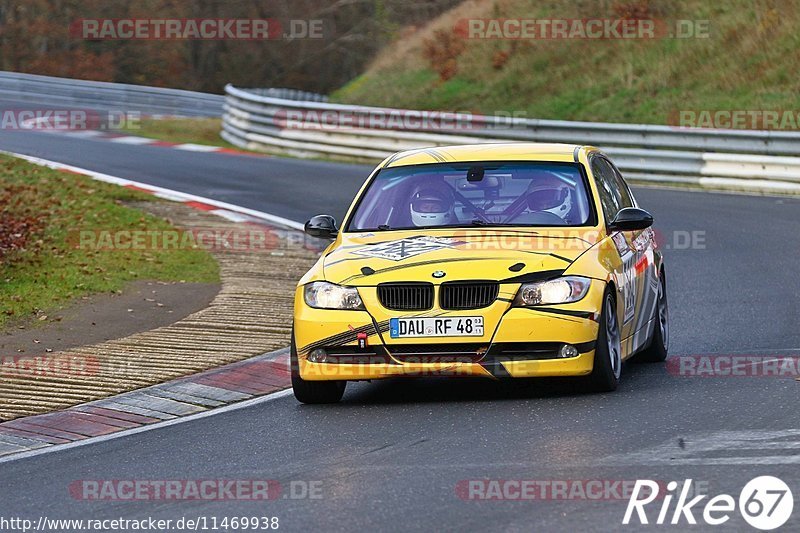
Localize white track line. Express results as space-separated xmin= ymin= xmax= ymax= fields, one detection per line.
xmin=0 ymin=150 xmax=304 ymax=230
xmin=109 ymin=135 xmax=157 ymax=145
xmin=174 ymin=143 xmax=223 ymax=152
xmin=58 ymin=130 xmax=105 ymax=138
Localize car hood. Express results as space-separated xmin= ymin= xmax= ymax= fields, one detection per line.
xmin=323 ymin=229 xmax=601 ymax=285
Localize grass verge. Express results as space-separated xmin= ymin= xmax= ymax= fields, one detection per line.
xmin=0 ymin=155 xmax=219 ymax=329
xmin=123 ymin=117 xmax=240 ymax=149
xmin=122 ymin=117 xmax=353 ymax=163
xmin=332 ymin=0 xmax=800 ymax=125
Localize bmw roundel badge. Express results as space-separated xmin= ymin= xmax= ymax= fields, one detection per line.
xmin=432 ymin=270 xmax=446 ymax=279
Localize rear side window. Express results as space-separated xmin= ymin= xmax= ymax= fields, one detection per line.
xmin=591 ymin=157 xmax=624 ymax=223
xmin=606 ymin=159 xmax=635 ymax=209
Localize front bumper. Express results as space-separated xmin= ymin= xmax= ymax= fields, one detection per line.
xmin=293 ymin=283 xmax=603 ymax=380
xmin=299 ymin=351 xmax=597 ymax=380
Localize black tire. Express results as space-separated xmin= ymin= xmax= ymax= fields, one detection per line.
xmin=290 ymin=331 xmax=346 ymax=404
xmin=588 ymin=290 xmax=622 ymax=392
xmin=637 ymin=271 xmax=669 ymax=363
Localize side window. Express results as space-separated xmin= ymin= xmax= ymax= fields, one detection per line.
xmin=607 ymin=160 xmax=635 ymax=208
xmin=590 ymin=158 xmax=622 ymax=223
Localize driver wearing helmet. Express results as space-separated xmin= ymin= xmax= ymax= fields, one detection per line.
xmin=526 ymin=173 xmax=575 ymax=223
xmin=409 ymin=183 xmax=456 ymax=227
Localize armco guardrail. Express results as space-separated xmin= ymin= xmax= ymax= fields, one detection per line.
xmin=222 ymin=84 xmax=800 ymax=195
xmin=0 ymin=71 xmax=223 ymax=117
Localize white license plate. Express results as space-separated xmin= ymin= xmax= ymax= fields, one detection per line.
xmin=389 ymin=317 xmax=484 ymax=338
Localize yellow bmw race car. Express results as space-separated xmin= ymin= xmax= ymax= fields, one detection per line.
xmin=291 ymin=143 xmax=668 ymax=403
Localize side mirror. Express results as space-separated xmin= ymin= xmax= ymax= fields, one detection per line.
xmin=304 ymin=214 xmax=339 ymax=239
xmin=608 ymin=207 xmax=653 ymax=232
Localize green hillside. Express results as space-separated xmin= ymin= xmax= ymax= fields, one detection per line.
xmin=332 ymin=0 xmax=800 ymax=126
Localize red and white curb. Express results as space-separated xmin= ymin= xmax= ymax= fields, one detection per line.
xmin=0 ymin=151 xmax=303 ymax=231
xmin=0 ymin=350 xmax=292 ymax=461
xmin=26 ymin=127 xmax=267 ymax=158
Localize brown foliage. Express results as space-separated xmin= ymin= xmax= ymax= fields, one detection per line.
xmin=492 ymin=49 xmax=511 ymax=70
xmin=0 ymin=185 xmax=45 ymax=261
xmin=611 ymin=0 xmax=654 ymax=19
xmin=0 ymin=0 xmax=462 ymax=94
xmin=422 ymin=29 xmax=466 ymax=81
xmin=26 ymin=48 xmax=115 ymax=82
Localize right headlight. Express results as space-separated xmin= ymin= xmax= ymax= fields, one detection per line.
xmin=513 ymin=276 xmax=591 ymax=306
xmin=304 ymin=281 xmax=365 ymax=310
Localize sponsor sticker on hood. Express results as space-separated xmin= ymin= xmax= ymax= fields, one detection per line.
xmin=351 ymin=236 xmax=466 ymax=261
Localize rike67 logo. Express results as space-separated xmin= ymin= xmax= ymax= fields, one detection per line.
xmin=623 ymin=477 xmax=793 ymax=530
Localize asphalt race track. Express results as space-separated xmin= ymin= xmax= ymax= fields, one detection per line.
xmin=1 ymin=112 xmax=799 ymax=531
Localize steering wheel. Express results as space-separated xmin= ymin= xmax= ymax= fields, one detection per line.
xmin=507 ymin=210 xmax=567 ymax=226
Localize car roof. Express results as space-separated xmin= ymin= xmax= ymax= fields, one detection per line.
xmin=382 ymin=143 xmax=600 ymax=168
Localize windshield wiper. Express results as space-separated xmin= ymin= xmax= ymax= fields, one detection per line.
xmin=470 ymin=220 xmax=520 ymax=227
xmin=376 ymin=224 xmax=392 ymax=231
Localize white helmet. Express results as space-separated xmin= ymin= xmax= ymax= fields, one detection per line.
xmin=410 ymin=186 xmax=455 ymax=227
xmin=527 ymin=175 xmax=574 ymax=221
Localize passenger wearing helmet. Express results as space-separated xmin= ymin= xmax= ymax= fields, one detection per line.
xmin=525 ymin=173 xmax=575 ymax=224
xmin=409 ymin=184 xmax=456 ymax=227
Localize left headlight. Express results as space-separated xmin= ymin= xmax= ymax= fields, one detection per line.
xmin=514 ymin=276 xmax=591 ymax=306
xmin=304 ymin=281 xmax=365 ymax=310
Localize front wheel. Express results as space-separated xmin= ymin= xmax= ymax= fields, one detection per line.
xmin=291 ymin=332 xmax=346 ymax=404
xmin=587 ymin=290 xmax=622 ymax=392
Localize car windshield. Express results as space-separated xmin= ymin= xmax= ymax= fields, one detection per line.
xmin=346 ymin=161 xmax=593 ymax=231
